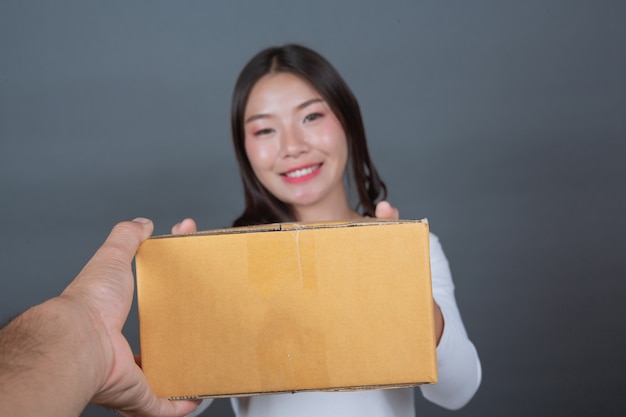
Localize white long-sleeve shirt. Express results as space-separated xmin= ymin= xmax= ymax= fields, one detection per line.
xmin=188 ymin=233 xmax=481 ymax=416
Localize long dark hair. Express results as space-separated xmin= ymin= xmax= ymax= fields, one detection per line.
xmin=231 ymin=44 xmax=387 ymax=226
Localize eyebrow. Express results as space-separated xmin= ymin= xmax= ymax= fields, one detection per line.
xmin=245 ymin=98 xmax=325 ymax=124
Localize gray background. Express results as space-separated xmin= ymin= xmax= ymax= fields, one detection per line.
xmin=1 ymin=1 xmax=625 ymax=416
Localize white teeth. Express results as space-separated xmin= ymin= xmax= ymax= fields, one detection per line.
xmin=285 ymin=164 xmax=320 ymax=178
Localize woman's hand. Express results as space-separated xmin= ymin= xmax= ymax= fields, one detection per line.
xmin=375 ymin=201 xmax=444 ymax=345
xmin=375 ymin=200 xmax=400 ymax=220
xmin=171 ymin=218 xmax=198 ymax=235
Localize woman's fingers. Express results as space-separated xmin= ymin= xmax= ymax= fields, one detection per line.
xmin=375 ymin=201 xmax=399 ymax=220
xmin=171 ymin=218 xmax=198 ymax=235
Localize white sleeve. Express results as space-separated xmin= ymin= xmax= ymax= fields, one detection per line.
xmin=418 ymin=233 xmax=482 ymax=410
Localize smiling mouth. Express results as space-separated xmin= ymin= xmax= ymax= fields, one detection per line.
xmin=283 ymin=163 xmax=322 ymax=179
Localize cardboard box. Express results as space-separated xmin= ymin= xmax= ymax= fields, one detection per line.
xmin=135 ymin=219 xmax=437 ymax=399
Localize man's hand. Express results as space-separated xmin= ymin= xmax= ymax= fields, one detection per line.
xmin=56 ymin=219 xmax=199 ymax=416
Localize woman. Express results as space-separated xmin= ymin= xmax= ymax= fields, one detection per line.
xmin=175 ymin=44 xmax=481 ymax=416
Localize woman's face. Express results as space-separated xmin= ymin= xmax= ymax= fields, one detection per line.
xmin=243 ymin=72 xmax=349 ymax=213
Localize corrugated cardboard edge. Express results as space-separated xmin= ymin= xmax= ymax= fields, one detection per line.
xmin=148 ymin=218 xmax=429 ymax=240
xmin=170 ymin=383 xmax=426 ymax=400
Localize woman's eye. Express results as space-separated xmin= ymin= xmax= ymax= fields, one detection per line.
xmin=304 ymin=112 xmax=323 ymax=123
xmin=254 ymin=128 xmax=274 ymax=136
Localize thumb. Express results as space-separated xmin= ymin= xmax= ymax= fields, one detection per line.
xmin=375 ymin=201 xmax=400 ymax=220
xmin=64 ymin=218 xmax=154 ymax=297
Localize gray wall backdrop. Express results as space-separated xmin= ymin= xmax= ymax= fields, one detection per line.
xmin=1 ymin=1 xmax=624 ymax=416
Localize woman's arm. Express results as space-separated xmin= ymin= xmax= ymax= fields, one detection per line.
xmin=419 ymin=233 xmax=482 ymax=410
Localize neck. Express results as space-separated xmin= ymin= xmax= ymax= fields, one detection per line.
xmin=292 ymin=189 xmax=362 ymax=223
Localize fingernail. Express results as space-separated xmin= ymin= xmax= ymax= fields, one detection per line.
xmin=132 ymin=217 xmax=152 ymax=224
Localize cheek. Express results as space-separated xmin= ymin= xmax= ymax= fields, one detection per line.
xmin=245 ymin=137 xmax=275 ymax=170
xmin=332 ymin=131 xmax=350 ymax=174
xmin=317 ymin=122 xmax=349 ymax=162
xmin=336 ymin=139 xmax=349 ymax=173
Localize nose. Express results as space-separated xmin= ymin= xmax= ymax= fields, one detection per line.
xmin=279 ymin=126 xmax=309 ymax=158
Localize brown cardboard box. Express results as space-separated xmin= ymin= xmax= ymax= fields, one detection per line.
xmin=135 ymin=219 xmax=437 ymax=399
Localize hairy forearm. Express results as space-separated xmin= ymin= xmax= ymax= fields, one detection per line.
xmin=0 ymin=296 xmax=109 ymax=417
